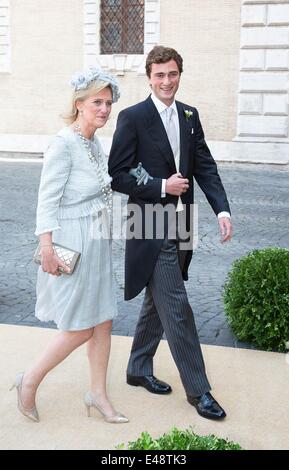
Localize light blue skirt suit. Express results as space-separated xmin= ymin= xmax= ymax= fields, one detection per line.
xmin=35 ymin=127 xmax=117 ymax=331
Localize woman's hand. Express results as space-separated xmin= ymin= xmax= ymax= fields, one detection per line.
xmin=129 ymin=162 xmax=153 ymax=186
xmin=40 ymin=246 xmax=71 ymax=276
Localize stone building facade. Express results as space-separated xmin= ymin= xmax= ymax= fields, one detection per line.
xmin=0 ymin=0 xmax=288 ymax=163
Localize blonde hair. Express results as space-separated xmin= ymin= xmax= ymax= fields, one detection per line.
xmin=63 ymin=80 xmax=111 ymax=125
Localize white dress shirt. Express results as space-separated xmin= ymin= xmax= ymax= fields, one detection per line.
xmin=150 ymin=92 xmax=230 ymax=220
xmin=151 ymin=92 xmax=183 ymax=211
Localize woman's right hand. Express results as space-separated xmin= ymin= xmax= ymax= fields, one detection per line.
xmin=40 ymin=246 xmax=71 ymax=276
xmin=129 ymin=162 xmax=153 ymax=186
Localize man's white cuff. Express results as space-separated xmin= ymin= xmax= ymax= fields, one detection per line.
xmin=217 ymin=211 xmax=231 ymax=219
xmin=161 ymin=179 xmax=167 ymax=198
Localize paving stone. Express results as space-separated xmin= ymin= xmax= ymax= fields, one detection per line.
xmin=1 ymin=160 xmax=289 ymax=350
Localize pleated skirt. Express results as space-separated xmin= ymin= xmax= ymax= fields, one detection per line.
xmin=35 ymin=211 xmax=118 ymax=331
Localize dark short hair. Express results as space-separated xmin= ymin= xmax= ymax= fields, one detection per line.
xmin=146 ymin=46 xmax=183 ymax=77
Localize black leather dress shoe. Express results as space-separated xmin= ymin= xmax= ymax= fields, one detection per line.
xmin=127 ymin=374 xmax=172 ymax=394
xmin=187 ymin=392 xmax=226 ymax=420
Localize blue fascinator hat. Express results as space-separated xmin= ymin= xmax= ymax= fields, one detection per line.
xmin=70 ymin=66 xmax=120 ymax=103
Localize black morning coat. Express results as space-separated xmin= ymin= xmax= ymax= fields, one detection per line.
xmin=108 ymin=96 xmax=230 ymax=300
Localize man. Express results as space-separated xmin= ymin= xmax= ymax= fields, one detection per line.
xmin=108 ymin=46 xmax=232 ymax=420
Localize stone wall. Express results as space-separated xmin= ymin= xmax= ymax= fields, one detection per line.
xmin=0 ymin=0 xmax=242 ymax=141
xmin=236 ymin=0 xmax=289 ymax=142
xmin=0 ymin=0 xmax=83 ymax=135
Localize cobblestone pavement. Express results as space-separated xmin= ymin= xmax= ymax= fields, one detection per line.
xmin=1 ymin=160 xmax=289 ymax=348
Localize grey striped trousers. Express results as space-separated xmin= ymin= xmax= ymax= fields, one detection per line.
xmin=127 ymin=238 xmax=211 ymax=397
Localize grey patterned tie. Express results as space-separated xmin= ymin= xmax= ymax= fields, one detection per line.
xmin=165 ymin=107 xmax=178 ymax=157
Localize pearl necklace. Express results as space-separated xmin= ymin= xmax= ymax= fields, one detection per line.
xmin=74 ymin=123 xmax=113 ymax=213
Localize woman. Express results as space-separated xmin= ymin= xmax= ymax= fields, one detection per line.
xmin=10 ymin=67 xmax=129 ymax=424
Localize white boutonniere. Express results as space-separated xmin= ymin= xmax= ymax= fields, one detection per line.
xmin=184 ymin=109 xmax=193 ymax=122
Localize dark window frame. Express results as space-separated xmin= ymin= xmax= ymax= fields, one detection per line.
xmin=100 ymin=0 xmax=144 ymax=55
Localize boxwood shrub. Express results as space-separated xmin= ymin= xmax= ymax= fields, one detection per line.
xmin=117 ymin=427 xmax=242 ymax=450
xmin=223 ymin=247 xmax=289 ymax=352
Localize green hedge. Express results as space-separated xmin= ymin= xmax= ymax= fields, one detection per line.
xmin=223 ymin=247 xmax=289 ymax=352
xmin=117 ymin=427 xmax=242 ymax=450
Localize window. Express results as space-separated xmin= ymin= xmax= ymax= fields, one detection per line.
xmin=100 ymin=0 xmax=144 ymax=55
xmin=83 ymin=0 xmax=160 ymax=74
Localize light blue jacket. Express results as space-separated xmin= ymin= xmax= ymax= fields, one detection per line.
xmin=35 ymin=127 xmax=110 ymax=236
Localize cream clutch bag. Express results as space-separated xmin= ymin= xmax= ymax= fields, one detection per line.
xmin=33 ymin=243 xmax=80 ymax=274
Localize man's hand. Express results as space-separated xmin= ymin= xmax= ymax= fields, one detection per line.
xmin=165 ymin=173 xmax=189 ymax=196
xmin=218 ymin=217 xmax=233 ymax=243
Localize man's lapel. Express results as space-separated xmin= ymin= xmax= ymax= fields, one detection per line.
xmin=176 ymin=101 xmax=191 ymax=177
xmin=143 ymin=96 xmax=176 ymax=173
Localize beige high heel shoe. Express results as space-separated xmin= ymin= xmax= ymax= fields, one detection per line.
xmin=10 ymin=372 xmax=39 ymax=423
xmin=84 ymin=391 xmax=129 ymax=424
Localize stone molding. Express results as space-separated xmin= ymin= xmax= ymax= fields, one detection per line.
xmin=236 ymin=1 xmax=289 ymax=143
xmin=1 ymin=135 xmax=288 ymax=166
xmin=83 ymin=0 xmax=160 ymax=75
xmin=0 ymin=0 xmax=10 ymax=73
